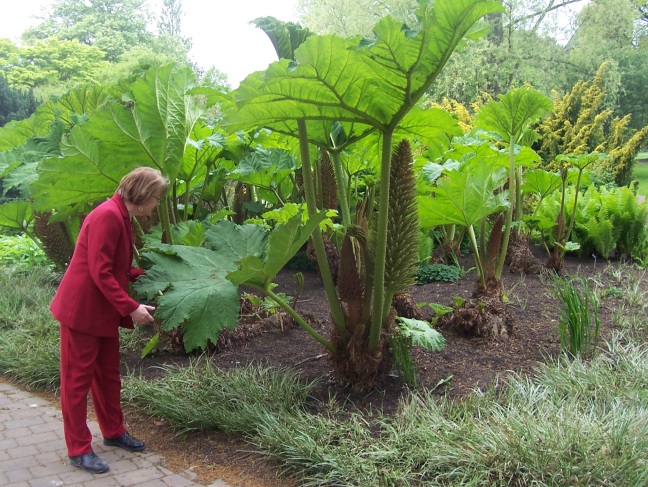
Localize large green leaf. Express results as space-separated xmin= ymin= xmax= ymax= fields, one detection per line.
xmin=31 ymin=64 xmax=200 ymax=214
xmin=522 ymin=169 xmax=563 ymax=199
xmin=229 ymin=148 xmax=298 ymax=189
xmin=180 ymin=124 xmax=226 ymax=182
xmin=0 ymin=84 xmax=109 ymax=152
xmin=396 ymin=107 xmax=462 ymax=153
xmin=252 ymin=16 xmax=313 ymax=61
xmin=31 ymin=127 xmax=133 ymax=213
xmin=203 ymin=220 xmax=268 ymax=263
xmin=142 ymin=220 xmax=208 ymax=248
xmin=227 ymin=212 xmax=328 ymax=289
xmin=474 ymin=87 xmax=552 ymax=143
xmin=419 ymin=161 xmax=510 ymax=229
xmin=223 ymin=0 xmax=503 ymax=147
xmin=136 ymin=245 xmax=240 ymax=352
xmin=0 ymin=201 xmax=32 ymax=231
xmin=135 ymin=222 xmax=267 ymax=352
xmin=0 ymin=85 xmax=110 ymax=209
xmin=3 ymin=160 xmax=40 ymax=197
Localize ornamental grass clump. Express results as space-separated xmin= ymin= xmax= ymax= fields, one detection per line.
xmin=549 ymin=274 xmax=600 ymax=358
xmin=122 ymin=361 xmax=316 ymax=435
xmin=0 ymin=265 xmax=60 ymax=391
xmin=251 ymin=333 xmax=648 ymax=486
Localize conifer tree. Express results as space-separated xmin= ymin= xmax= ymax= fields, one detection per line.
xmin=0 ymin=75 xmax=38 ymax=127
xmin=535 ymin=63 xmax=648 ymax=187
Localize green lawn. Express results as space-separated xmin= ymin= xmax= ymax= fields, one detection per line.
xmin=633 ymin=152 xmax=648 ymax=197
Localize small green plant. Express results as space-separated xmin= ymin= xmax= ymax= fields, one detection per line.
xmin=245 ymin=289 xmax=294 ymax=314
xmin=416 ymin=263 xmax=465 ymax=284
xmin=391 ymin=317 xmax=445 ymax=387
xmin=0 ymin=234 xmax=53 ymax=269
xmin=549 ymin=274 xmax=600 ymax=358
xmin=530 ymin=184 xmax=648 ymax=264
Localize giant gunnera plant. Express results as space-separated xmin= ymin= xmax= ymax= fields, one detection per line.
xmin=222 ymin=0 xmax=504 ymax=390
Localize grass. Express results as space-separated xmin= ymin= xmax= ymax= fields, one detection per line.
xmin=594 ymin=264 xmax=648 ymax=334
xmin=548 ymin=274 xmax=600 ymax=358
xmin=122 ymin=361 xmax=316 ymax=435
xmin=633 ymin=152 xmax=648 ymax=197
xmin=1 ymin=262 xmax=647 ymax=486
xmin=247 ymin=335 xmax=648 ymax=486
xmin=0 ymin=266 xmax=61 ymax=391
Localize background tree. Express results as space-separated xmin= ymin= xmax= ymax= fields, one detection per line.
xmin=566 ymin=0 xmax=648 ymax=129
xmin=21 ymin=0 xmax=153 ymax=62
xmin=153 ymin=0 xmax=193 ymax=65
xmin=298 ymin=0 xmax=648 ymax=140
xmin=0 ymin=75 xmax=38 ymax=126
xmin=4 ymin=39 xmax=107 ymax=89
xmin=2 ymin=0 xmax=196 ymax=102
xmin=535 ymin=63 xmax=648 ymax=186
xmin=297 ymin=0 xmax=418 ymax=36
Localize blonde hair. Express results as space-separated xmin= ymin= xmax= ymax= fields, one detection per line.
xmin=116 ymin=167 xmax=169 ymax=205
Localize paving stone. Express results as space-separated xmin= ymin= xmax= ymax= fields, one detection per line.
xmin=0 ymin=438 xmax=18 ymax=449
xmin=3 ymin=426 xmax=31 ymax=439
xmin=29 ymin=420 xmax=60 ymax=434
xmin=162 ymin=473 xmax=201 ymax=487
xmin=5 ymin=468 xmax=31 ymax=483
xmin=27 ymin=477 xmax=65 ymax=487
xmin=4 ymin=416 xmax=45 ymax=430
xmin=7 ymin=444 xmax=39 ymax=459
xmin=0 ymin=454 xmax=40 ymax=470
xmin=17 ymin=430 xmax=58 ymax=447
xmin=29 ymin=460 xmax=71 ymax=477
xmin=113 ymin=466 xmax=166 ymax=485
xmin=34 ymin=439 xmax=66 ymax=453
xmin=0 ymin=381 xmax=236 ymax=487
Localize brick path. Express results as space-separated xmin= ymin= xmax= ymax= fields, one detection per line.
xmin=0 ymin=381 xmax=234 ymax=487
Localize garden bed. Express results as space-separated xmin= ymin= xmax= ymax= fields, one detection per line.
xmin=114 ymin=246 xmax=635 ymax=486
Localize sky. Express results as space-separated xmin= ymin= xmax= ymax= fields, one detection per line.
xmin=0 ymin=0 xmax=300 ymax=87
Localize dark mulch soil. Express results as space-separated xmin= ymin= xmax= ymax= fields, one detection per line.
xmin=118 ymin=247 xmax=629 ymax=487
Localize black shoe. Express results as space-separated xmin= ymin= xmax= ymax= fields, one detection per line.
xmin=69 ymin=452 xmax=109 ymax=474
xmin=103 ymin=431 xmax=145 ymax=452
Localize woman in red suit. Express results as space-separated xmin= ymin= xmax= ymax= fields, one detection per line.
xmin=50 ymin=167 xmax=169 ymax=474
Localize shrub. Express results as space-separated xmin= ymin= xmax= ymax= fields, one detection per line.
xmin=530 ymin=184 xmax=648 ymax=262
xmin=416 ymin=263 xmax=464 ymax=284
xmin=0 ymin=234 xmax=53 ymax=269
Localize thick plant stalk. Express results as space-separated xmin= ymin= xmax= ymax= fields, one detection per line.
xmin=157 ymin=195 xmax=174 ymax=245
xmin=468 ymin=225 xmax=486 ymax=289
xmin=297 ymin=119 xmax=346 ymax=334
xmin=495 ymin=137 xmax=516 ymax=278
xmin=331 ymin=151 xmax=352 ymax=227
xmin=564 ymin=169 xmax=585 ymax=245
xmin=369 ymin=132 xmax=393 ymax=350
xmin=514 ymin=165 xmax=524 ymax=232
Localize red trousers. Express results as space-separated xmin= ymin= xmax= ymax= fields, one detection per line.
xmin=59 ymin=325 xmax=126 ymax=457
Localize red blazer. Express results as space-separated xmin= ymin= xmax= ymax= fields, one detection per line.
xmin=50 ymin=194 xmax=141 ymax=337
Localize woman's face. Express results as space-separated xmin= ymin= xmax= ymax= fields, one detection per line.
xmin=134 ymin=194 xmax=163 ymax=217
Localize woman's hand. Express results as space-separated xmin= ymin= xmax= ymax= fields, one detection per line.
xmin=130 ymin=304 xmax=156 ymax=324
